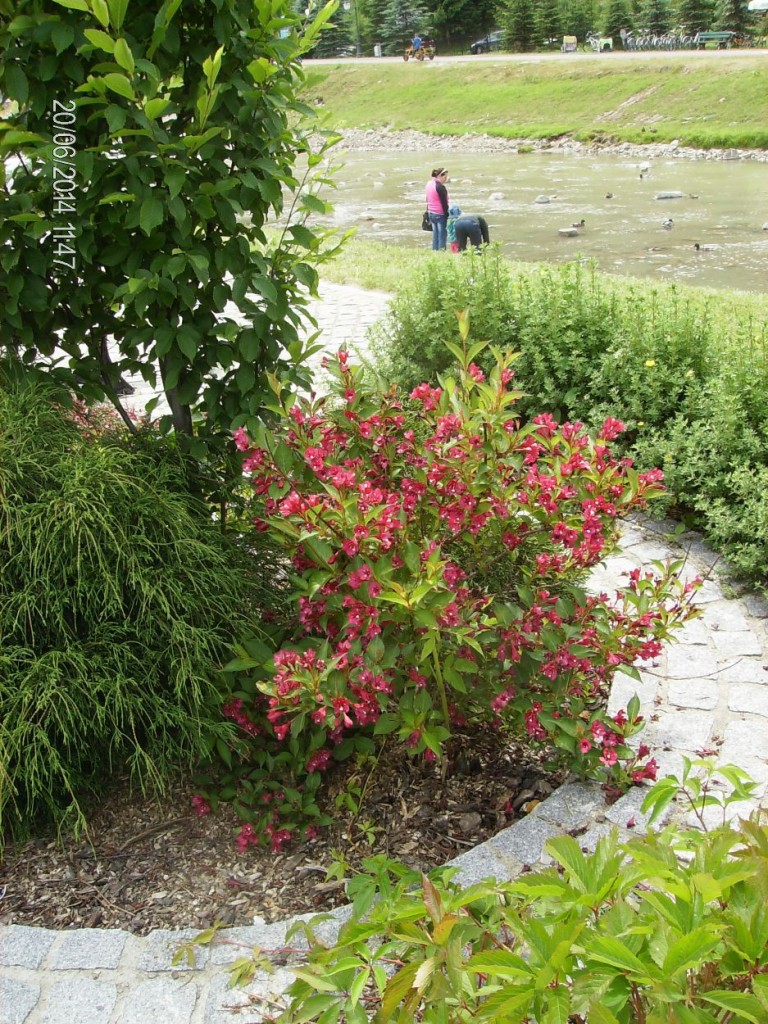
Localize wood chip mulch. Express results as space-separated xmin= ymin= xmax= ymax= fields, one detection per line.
xmin=0 ymin=729 xmax=569 ymax=936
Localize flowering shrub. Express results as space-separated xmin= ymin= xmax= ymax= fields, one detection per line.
xmin=205 ymin=322 xmax=699 ymax=846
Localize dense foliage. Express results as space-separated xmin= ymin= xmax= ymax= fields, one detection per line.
xmin=0 ymin=377 xmax=278 ymax=842
xmin=195 ymin=325 xmax=698 ymax=849
xmin=0 ymin=0 xmax=339 ymax=460
xmin=370 ymin=251 xmax=768 ymax=584
xmin=257 ymin=759 xmax=768 ymax=1024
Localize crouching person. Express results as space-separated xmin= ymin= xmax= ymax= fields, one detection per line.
xmin=455 ymin=214 xmax=490 ymax=252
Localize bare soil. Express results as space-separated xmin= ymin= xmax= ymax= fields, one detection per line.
xmin=0 ymin=730 xmax=566 ymax=935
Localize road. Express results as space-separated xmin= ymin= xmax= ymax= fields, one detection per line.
xmin=308 ymin=47 xmax=768 ymax=65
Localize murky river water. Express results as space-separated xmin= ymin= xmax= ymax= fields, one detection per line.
xmin=323 ymin=149 xmax=768 ymax=294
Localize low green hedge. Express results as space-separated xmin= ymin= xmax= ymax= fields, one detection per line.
xmin=369 ymin=251 xmax=768 ymax=585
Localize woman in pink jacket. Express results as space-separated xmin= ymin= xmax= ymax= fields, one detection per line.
xmin=425 ymin=167 xmax=449 ymax=251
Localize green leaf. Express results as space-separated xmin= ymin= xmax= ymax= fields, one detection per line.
xmin=145 ymin=98 xmax=171 ymax=120
xmin=83 ymin=28 xmax=115 ymax=53
xmin=92 ymin=0 xmax=110 ymax=27
xmin=238 ymin=329 xmax=261 ymax=362
xmin=51 ymin=0 xmax=89 ymax=9
xmin=215 ymin=738 xmax=232 ymax=769
xmin=177 ymin=326 xmax=198 ymax=361
xmin=466 ymin=949 xmax=532 ymax=981
xmin=4 ymin=64 xmax=29 ymax=104
xmin=375 ymin=961 xmax=419 ymax=1023
xmin=108 ymin=0 xmax=130 ymax=31
xmin=113 ymin=38 xmax=135 ymax=73
xmin=585 ymin=1004 xmax=621 ymax=1024
xmin=102 ymin=72 xmax=135 ymax=100
xmin=663 ymin=928 xmax=720 ymax=977
xmin=291 ymin=968 xmax=340 ymax=993
xmin=586 ymin=935 xmax=650 ymax=977
xmin=543 ymin=986 xmax=570 ymax=1024
xmin=545 ymin=835 xmax=594 ymax=892
xmin=139 ymin=195 xmax=163 ymax=236
xmin=700 ymin=991 xmax=764 ymax=1023
xmin=373 ymin=713 xmax=400 ymax=736
xmin=98 ymin=192 xmax=135 ymax=204
xmin=753 ymin=975 xmax=768 ymax=1012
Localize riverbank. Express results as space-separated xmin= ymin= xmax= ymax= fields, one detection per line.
xmin=303 ymin=56 xmax=768 ymax=151
xmin=338 ymin=127 xmax=768 ymax=164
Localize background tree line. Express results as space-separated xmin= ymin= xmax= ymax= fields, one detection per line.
xmin=308 ymin=0 xmax=761 ymax=56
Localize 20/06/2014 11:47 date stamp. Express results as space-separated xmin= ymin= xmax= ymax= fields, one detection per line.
xmin=49 ymin=99 xmax=78 ymax=274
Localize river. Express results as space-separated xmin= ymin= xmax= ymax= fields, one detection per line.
xmin=323 ymin=148 xmax=768 ymax=293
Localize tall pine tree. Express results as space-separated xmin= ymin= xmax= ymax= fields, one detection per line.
xmin=535 ymin=0 xmax=564 ymax=45
xmin=640 ymin=0 xmax=673 ymax=32
xmin=714 ymin=0 xmax=748 ymax=32
xmin=499 ymin=0 xmax=536 ymax=50
xmin=676 ymin=0 xmax=714 ymax=33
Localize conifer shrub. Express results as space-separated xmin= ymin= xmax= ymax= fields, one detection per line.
xmin=0 ymin=377 xmax=277 ymax=841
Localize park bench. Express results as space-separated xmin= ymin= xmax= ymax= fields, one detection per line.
xmin=696 ymin=30 xmax=738 ymax=47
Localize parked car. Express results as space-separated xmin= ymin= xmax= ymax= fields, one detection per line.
xmin=469 ymin=30 xmax=503 ymax=53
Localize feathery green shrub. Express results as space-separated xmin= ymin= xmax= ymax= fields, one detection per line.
xmin=0 ymin=378 xmax=277 ymax=841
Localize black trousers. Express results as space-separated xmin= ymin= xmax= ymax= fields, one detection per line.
xmin=455 ymin=216 xmax=490 ymax=251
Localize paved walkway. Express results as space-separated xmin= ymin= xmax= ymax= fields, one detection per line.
xmin=3 ymin=286 xmax=768 ymax=1023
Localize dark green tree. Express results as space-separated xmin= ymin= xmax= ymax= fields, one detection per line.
xmin=0 ymin=0 xmax=341 ymax=454
xmin=430 ymin=0 xmax=497 ymax=44
xmin=534 ymin=0 xmax=564 ymax=45
xmin=714 ymin=0 xmax=748 ymax=32
xmin=602 ymin=0 xmax=635 ymax=39
xmin=640 ymin=0 xmax=672 ymax=31
xmin=562 ymin=0 xmax=599 ymax=40
xmin=676 ymin=0 xmax=714 ymax=32
xmin=383 ymin=0 xmax=430 ymax=50
xmin=498 ymin=0 xmax=536 ymax=50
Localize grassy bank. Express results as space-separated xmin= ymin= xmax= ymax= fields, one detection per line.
xmin=303 ymin=54 xmax=768 ymax=149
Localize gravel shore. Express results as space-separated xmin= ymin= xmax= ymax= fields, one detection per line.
xmin=338 ymin=127 xmax=768 ymax=163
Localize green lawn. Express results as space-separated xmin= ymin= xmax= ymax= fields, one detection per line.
xmin=302 ymin=55 xmax=768 ymax=149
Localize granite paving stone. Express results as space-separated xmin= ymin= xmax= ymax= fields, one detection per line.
xmin=701 ymin=602 xmax=752 ymax=631
xmin=741 ymin=593 xmax=768 ymax=618
xmin=487 ymin=813 xmax=560 ymax=866
xmin=674 ymin=618 xmax=712 ymax=645
xmin=47 ymin=929 xmax=130 ymax=971
xmin=727 ymin=683 xmax=768 ymax=718
xmin=137 ymin=929 xmax=209 ymax=973
xmin=119 ymin=977 xmax=198 ymax=1024
xmin=720 ymin=719 xmax=768 ymax=761
xmin=667 ymin=678 xmax=719 ymax=711
xmin=531 ymin=782 xmax=605 ymax=830
xmin=711 ymin=631 xmax=764 ymax=657
xmin=445 ymin=845 xmax=520 ymax=890
xmin=717 ymin=659 xmax=768 ymax=686
xmin=650 ymin=710 xmax=714 ymax=751
xmin=0 ymin=978 xmax=40 ymax=1024
xmin=37 ymin=978 xmax=117 ymax=1024
xmin=0 ymin=927 xmax=56 ymax=969
xmin=666 ymin=646 xmax=718 ymax=679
